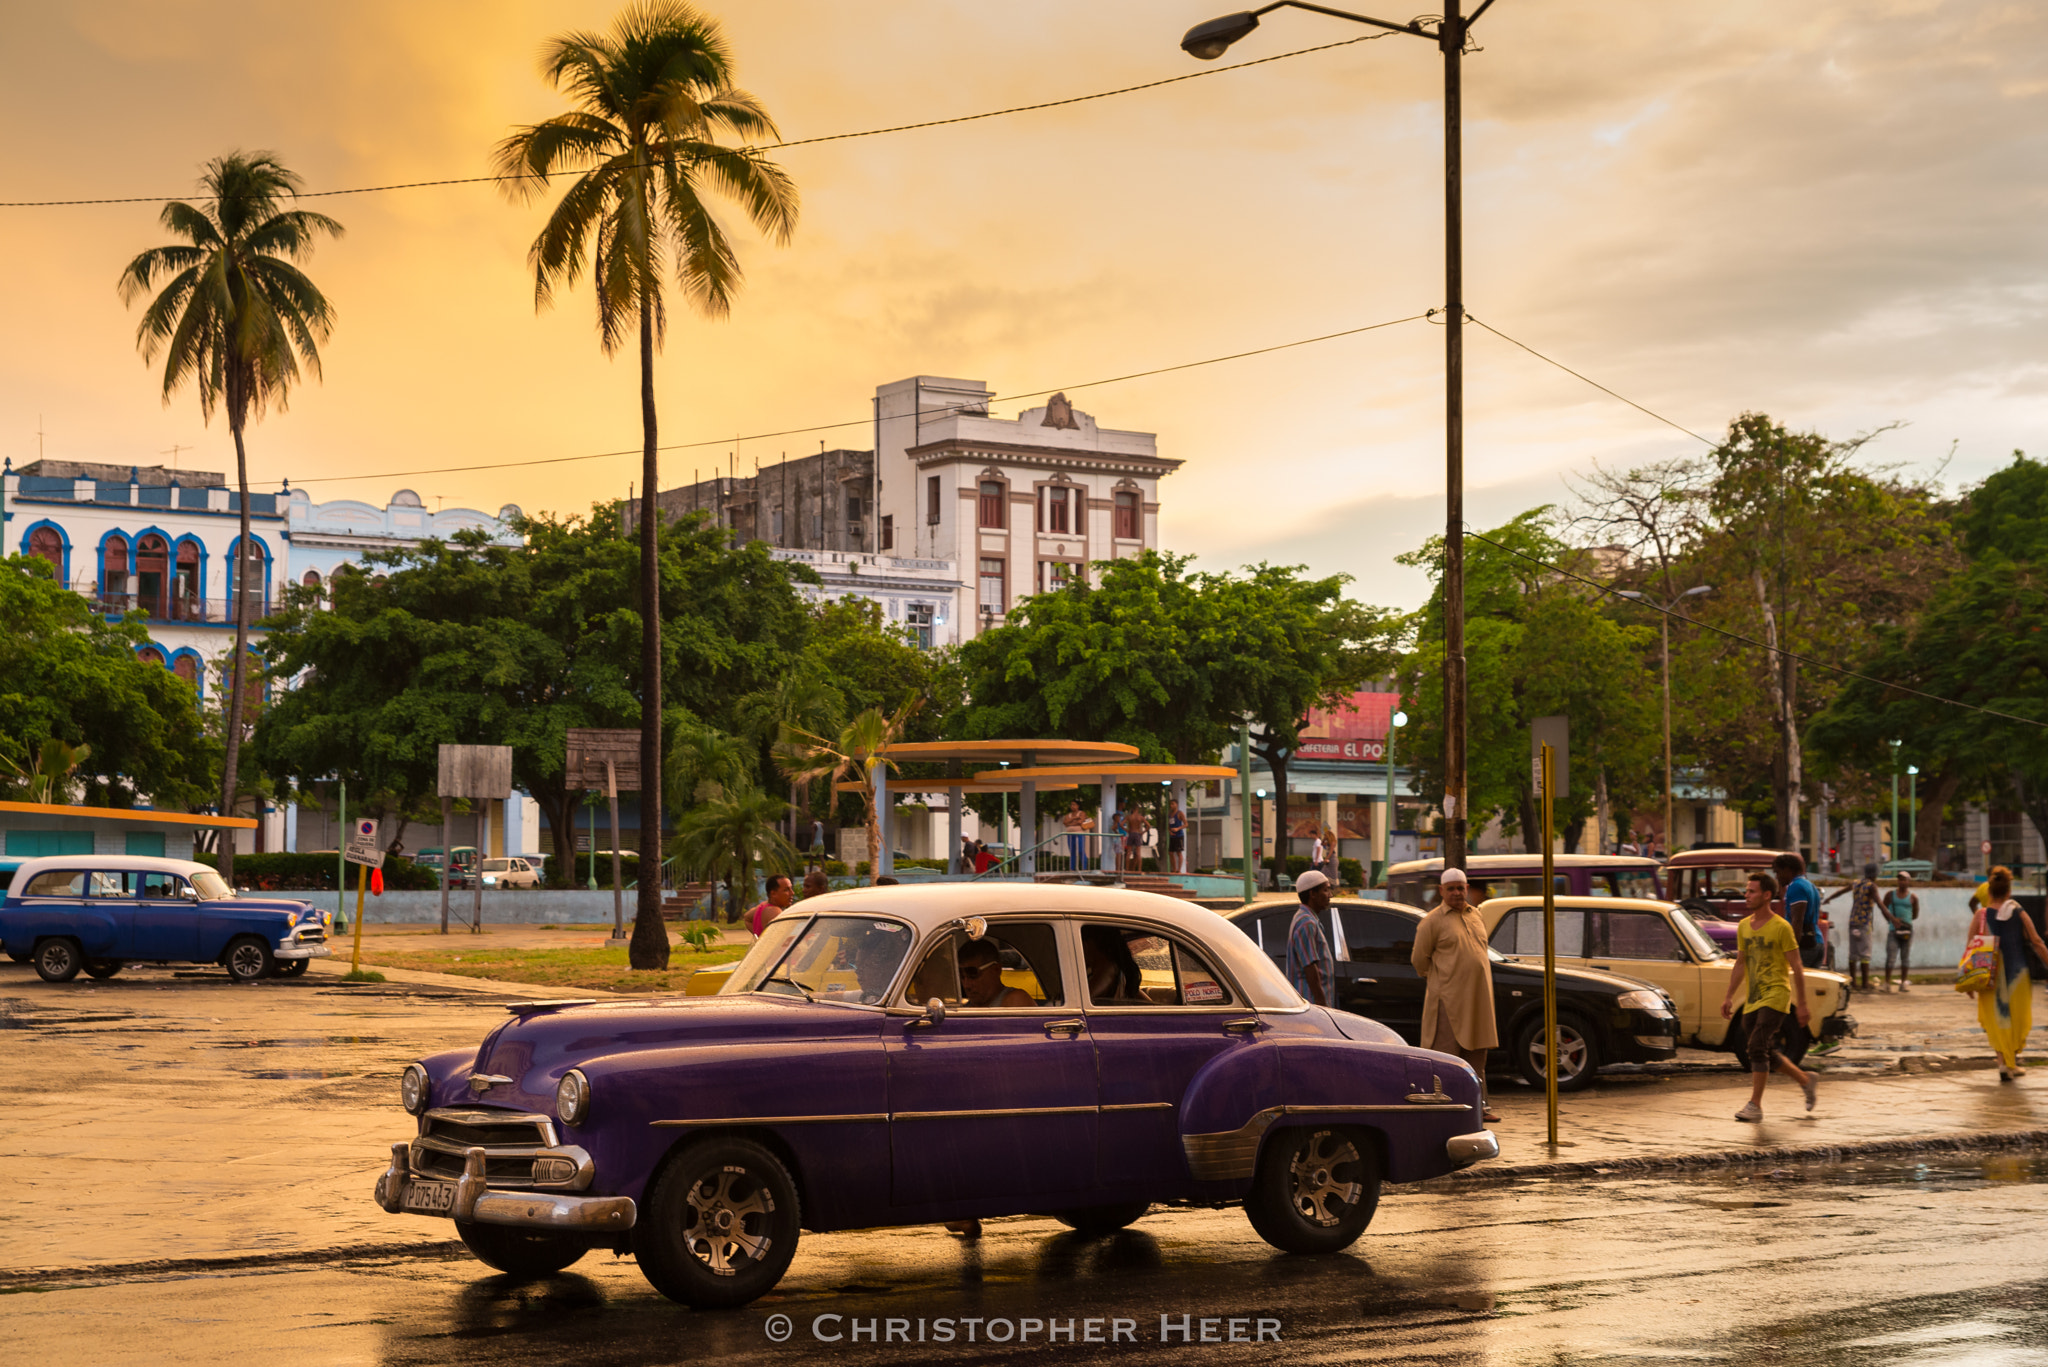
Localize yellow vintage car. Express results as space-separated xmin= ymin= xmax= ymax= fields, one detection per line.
xmin=1476 ymin=896 xmax=1854 ymax=1062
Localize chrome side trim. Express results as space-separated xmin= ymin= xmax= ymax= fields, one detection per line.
xmin=651 ymin=1112 xmax=887 ymax=1128
xmin=894 ymin=1105 xmax=1097 ymax=1120
xmin=1447 ymin=1130 xmax=1500 ymax=1167
xmin=1101 ymin=1102 xmax=1175 ymax=1113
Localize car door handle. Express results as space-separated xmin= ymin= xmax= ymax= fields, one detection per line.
xmin=1223 ymin=1017 xmax=1266 ymax=1035
xmin=1043 ymin=1019 xmax=1085 ymax=1038
xmin=1351 ymin=977 xmax=1377 ymax=983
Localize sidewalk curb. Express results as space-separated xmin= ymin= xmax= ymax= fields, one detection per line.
xmin=1434 ymin=1126 xmax=2048 ymax=1188
xmin=0 ymin=1237 xmax=466 ymax=1290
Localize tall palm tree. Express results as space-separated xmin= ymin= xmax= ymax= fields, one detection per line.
xmin=735 ymin=667 xmax=845 ymax=845
xmin=495 ymin=1 xmax=799 ymax=969
xmin=118 ymin=153 xmax=342 ymax=885
xmin=667 ymin=788 xmax=795 ymax=924
xmin=776 ymin=701 xmax=921 ymax=886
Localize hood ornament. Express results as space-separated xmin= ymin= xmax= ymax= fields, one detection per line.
xmin=468 ymin=1073 xmax=515 ymax=1096
xmin=1405 ymin=1074 xmax=1455 ymax=1104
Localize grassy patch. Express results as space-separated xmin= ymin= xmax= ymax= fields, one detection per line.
xmin=340 ymin=969 xmax=388 ymax=983
xmin=350 ymin=943 xmax=744 ymax=994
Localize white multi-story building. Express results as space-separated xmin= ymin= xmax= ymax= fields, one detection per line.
xmin=771 ymin=548 xmax=964 ymax=649
xmin=871 ymin=377 xmax=1180 ymax=633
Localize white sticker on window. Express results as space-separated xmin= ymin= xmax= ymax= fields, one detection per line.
xmin=1184 ymin=981 xmax=1224 ymax=1004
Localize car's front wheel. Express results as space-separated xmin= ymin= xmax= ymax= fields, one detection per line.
xmin=83 ymin=959 xmax=124 ymax=980
xmin=223 ymin=937 xmax=275 ymax=984
xmin=1243 ymin=1125 xmax=1380 ymax=1255
xmin=33 ymin=938 xmax=84 ymax=984
xmin=1055 ymin=1201 xmax=1151 ymax=1235
xmin=635 ymin=1136 xmax=801 ymax=1309
xmin=1514 ymin=1012 xmax=1602 ymax=1092
xmin=455 ymin=1220 xmax=588 ymax=1277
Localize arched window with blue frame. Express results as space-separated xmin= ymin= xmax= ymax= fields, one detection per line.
xmin=97 ymin=529 xmax=132 ymax=611
xmin=167 ymin=647 xmax=204 ymax=697
xmin=21 ymin=520 xmax=70 ymax=584
xmin=170 ymin=535 xmax=206 ymax=622
xmin=226 ymin=533 xmax=272 ymax=618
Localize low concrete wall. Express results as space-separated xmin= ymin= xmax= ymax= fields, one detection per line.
xmin=334 ymin=888 xmax=714 ymax=926
xmin=1820 ymin=886 xmax=1975 ymax=974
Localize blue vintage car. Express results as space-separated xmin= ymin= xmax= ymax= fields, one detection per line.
xmin=0 ymin=855 xmax=331 ymax=983
xmin=374 ymin=884 xmax=1498 ymax=1308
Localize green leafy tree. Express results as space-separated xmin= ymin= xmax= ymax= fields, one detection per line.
xmin=117 ymin=152 xmax=342 ymax=883
xmin=0 ymin=556 xmax=212 ymax=807
xmin=494 ymin=0 xmax=799 ymax=957
xmin=668 ymin=788 xmax=795 ymax=922
xmin=777 ymin=701 xmax=920 ymax=885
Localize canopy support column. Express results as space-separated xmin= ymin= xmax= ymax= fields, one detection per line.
xmin=1099 ymin=777 xmax=1119 ymax=874
xmin=873 ymin=760 xmax=892 ymax=879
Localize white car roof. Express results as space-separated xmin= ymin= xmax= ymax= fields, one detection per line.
xmin=7 ymin=854 xmax=217 ymax=881
xmin=793 ymin=881 xmax=1227 ymax=937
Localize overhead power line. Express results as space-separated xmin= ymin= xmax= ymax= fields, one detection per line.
xmin=1466 ymin=315 xmax=1718 ymax=447
xmin=0 ymin=32 xmax=1392 ymax=209
xmin=285 ymin=311 xmax=1430 ymax=486
xmin=1464 ymin=527 xmax=2048 ymax=731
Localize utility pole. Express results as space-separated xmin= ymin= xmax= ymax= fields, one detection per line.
xmin=1439 ymin=0 xmax=1469 ymax=874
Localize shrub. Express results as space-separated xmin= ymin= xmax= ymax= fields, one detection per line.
xmin=193 ymin=850 xmax=440 ymax=892
xmin=1339 ymin=858 xmax=1365 ymax=888
xmin=1262 ymin=855 xmax=1314 ymax=879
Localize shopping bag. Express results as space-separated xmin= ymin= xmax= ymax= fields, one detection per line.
xmin=1954 ymin=935 xmax=1998 ymax=995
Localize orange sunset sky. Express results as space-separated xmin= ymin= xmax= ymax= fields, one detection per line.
xmin=5 ymin=1 xmax=2044 ymax=607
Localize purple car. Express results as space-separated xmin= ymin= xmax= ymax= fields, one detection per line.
xmin=374 ymin=885 xmax=1499 ymax=1308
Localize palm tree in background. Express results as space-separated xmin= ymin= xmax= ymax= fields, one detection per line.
xmin=118 ymin=153 xmax=342 ymax=885
xmin=494 ymin=0 xmax=799 ymax=969
xmin=776 ymin=701 xmax=921 ymax=886
xmin=736 ymin=668 xmax=845 ymax=848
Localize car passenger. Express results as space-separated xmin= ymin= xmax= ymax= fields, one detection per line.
xmin=1082 ymin=925 xmax=1142 ymax=1003
xmin=958 ymin=938 xmax=1034 ymax=1008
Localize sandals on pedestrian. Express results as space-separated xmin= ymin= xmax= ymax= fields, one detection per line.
xmin=1481 ymin=1108 xmax=1501 ymax=1123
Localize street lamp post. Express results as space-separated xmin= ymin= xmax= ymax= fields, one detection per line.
xmin=1617 ymin=586 xmax=1712 ymax=856
xmin=1183 ymin=0 xmax=1501 ymax=872
xmin=1382 ymin=709 xmax=1408 ymax=882
xmin=1889 ymin=739 xmax=1902 ymax=865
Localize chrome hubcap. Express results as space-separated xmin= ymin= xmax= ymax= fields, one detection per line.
xmin=1288 ymin=1131 xmax=1362 ymax=1228
xmin=684 ymin=1167 xmax=774 ymax=1276
xmin=1532 ymin=1028 xmax=1589 ymax=1079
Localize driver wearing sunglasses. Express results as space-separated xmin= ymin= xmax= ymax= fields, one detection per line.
xmin=958 ymin=938 xmax=1035 ymax=1009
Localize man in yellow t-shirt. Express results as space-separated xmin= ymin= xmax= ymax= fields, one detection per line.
xmin=1720 ymin=871 xmax=1817 ymax=1123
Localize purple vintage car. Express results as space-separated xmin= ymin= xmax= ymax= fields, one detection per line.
xmin=374 ymin=885 xmax=1499 ymax=1308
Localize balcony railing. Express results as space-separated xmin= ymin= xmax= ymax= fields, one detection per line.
xmin=91 ymin=593 xmax=269 ymax=624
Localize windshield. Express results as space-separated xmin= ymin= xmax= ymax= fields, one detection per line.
xmin=482 ymin=859 xmax=510 ymax=871
xmin=1671 ymin=905 xmax=1724 ymax=960
xmin=719 ymin=915 xmax=915 ymax=1005
xmin=190 ymin=870 xmax=233 ymax=900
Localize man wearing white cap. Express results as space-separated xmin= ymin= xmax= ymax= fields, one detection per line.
xmin=1285 ymin=869 xmax=1336 ymax=1007
xmin=1411 ymin=868 xmax=1501 ymax=1121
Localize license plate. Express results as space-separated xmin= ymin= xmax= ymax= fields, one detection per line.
xmin=403 ymin=1180 xmax=456 ymax=1214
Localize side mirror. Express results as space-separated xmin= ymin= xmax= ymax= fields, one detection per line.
xmin=952 ymin=915 xmax=988 ymax=941
xmin=180 ymin=885 xmax=200 ymax=901
xmin=911 ymin=997 xmax=947 ymax=1030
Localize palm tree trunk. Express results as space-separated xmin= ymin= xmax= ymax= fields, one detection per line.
xmin=628 ymin=285 xmax=669 ymax=970
xmin=219 ymin=410 xmax=254 ymax=887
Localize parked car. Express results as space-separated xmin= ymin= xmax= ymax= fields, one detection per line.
xmin=1660 ymin=849 xmax=1799 ymax=950
xmin=418 ymin=847 xmax=481 ymax=889
xmin=1223 ymin=899 xmax=1678 ymax=1092
xmin=1385 ymin=854 xmax=1664 ymax=906
xmin=478 ymin=857 xmax=542 ymax=890
xmin=0 ymin=855 xmax=332 ymax=983
xmin=374 ymin=884 xmax=1498 ymax=1307
xmin=1478 ymin=895 xmax=1854 ymax=1063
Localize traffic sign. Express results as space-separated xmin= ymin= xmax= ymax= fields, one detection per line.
xmin=344 ymin=818 xmax=385 ymax=869
xmin=1982 ymin=840 xmax=1993 ymax=856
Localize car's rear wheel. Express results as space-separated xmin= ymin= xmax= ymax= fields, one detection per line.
xmin=83 ymin=960 xmax=124 ymax=980
xmin=33 ymin=938 xmax=84 ymax=984
xmin=223 ymin=937 xmax=275 ymax=983
xmin=455 ymin=1220 xmax=589 ymax=1277
xmin=1055 ymin=1201 xmax=1151 ymax=1235
xmin=635 ymin=1136 xmax=801 ymax=1309
xmin=278 ymin=958 xmax=310 ymax=978
xmin=1515 ymin=1012 xmax=1601 ymax=1092
xmin=1243 ymin=1125 xmax=1380 ymax=1255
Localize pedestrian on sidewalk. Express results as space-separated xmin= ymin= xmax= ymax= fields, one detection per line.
xmin=1721 ymin=871 xmax=1819 ymax=1122
xmin=1168 ymin=801 xmax=1187 ymax=874
xmin=745 ymin=874 xmax=794 ymax=938
xmin=1411 ymin=868 xmax=1502 ymax=1123
xmin=1883 ymin=871 xmax=1919 ymax=991
xmin=1773 ymin=853 xmax=1824 ymax=969
xmin=1124 ymin=806 xmax=1150 ymax=874
xmin=1062 ymin=800 xmax=1093 ymax=871
xmin=801 ymin=869 xmax=831 ymax=900
xmin=1970 ymin=865 xmax=2048 ymax=1082
xmin=1823 ymin=862 xmax=1884 ymax=991
xmin=1285 ymin=869 xmax=1335 ymax=1008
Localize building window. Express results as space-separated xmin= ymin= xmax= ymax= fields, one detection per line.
xmin=135 ymin=534 xmax=169 ymax=618
xmin=846 ymin=495 xmax=863 ymax=522
xmin=174 ymin=541 xmax=201 ymax=620
xmin=771 ymin=508 xmax=784 ymax=540
xmin=978 ymin=480 xmax=1006 ymax=530
xmin=27 ymin=526 xmax=64 ymax=576
xmin=1039 ymin=560 xmax=1078 ymax=593
xmin=172 ymin=653 xmax=200 ymax=692
xmin=880 ymin=515 xmax=894 ymax=551
xmin=927 ymin=475 xmax=941 ymax=525
xmin=102 ymin=534 xmax=130 ymax=607
xmin=978 ymin=557 xmax=1006 ymax=613
xmin=137 ymin=646 xmax=166 ymax=668
xmin=1040 ymin=486 xmax=1073 ymax=535
xmin=906 ymin=601 xmax=934 ymax=648
xmin=1114 ymin=491 xmax=1140 ymax=540
xmin=229 ymin=539 xmax=266 ymax=613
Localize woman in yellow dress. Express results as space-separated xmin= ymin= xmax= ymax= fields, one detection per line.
xmin=1971 ymin=866 xmax=2048 ymax=1082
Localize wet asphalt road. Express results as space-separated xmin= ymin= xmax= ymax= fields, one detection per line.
xmin=9 ymin=1151 xmax=2045 ymax=1366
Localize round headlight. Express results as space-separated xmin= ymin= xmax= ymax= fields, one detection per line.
xmin=400 ymin=1062 xmax=430 ymax=1115
xmin=556 ymin=1068 xmax=591 ymax=1126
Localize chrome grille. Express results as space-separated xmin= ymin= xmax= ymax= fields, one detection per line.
xmin=411 ymin=1107 xmax=560 ymax=1186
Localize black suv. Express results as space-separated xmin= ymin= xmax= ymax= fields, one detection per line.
xmin=1227 ymin=899 xmax=1679 ymax=1090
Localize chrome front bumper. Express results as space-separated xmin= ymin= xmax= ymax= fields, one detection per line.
xmin=375 ymin=1142 xmax=636 ymax=1232
xmin=1446 ymin=1130 xmax=1499 ymax=1167
xmin=275 ymin=943 xmax=332 ymax=961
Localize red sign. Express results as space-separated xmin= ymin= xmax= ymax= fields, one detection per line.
xmin=1296 ymin=737 xmax=1386 ymax=764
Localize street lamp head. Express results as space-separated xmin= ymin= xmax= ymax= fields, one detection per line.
xmin=1683 ymin=585 xmax=1713 ymax=598
xmin=1391 ymin=710 xmax=1409 ymax=728
xmin=1182 ymin=11 xmax=1260 ymax=59
xmin=1615 ymin=590 xmax=1645 ymax=601
xmin=1908 ymin=765 xmax=1919 ymax=776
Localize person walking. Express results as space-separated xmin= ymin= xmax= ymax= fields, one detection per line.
xmin=1410 ymin=868 xmax=1501 ymax=1123
xmin=1823 ymin=862 xmax=1885 ymax=991
xmin=1285 ymin=869 xmax=1336 ymax=1009
xmin=1168 ymin=801 xmax=1187 ymax=875
xmin=1971 ymin=865 xmax=2048 ymax=1082
xmin=1720 ymin=871 xmax=1818 ymax=1121
xmin=1061 ymin=800 xmax=1093 ymax=872
xmin=1124 ymin=805 xmax=1151 ymax=874
xmin=1773 ymin=853 xmax=1824 ymax=969
xmin=1322 ymin=825 xmax=1340 ymax=884
xmin=1883 ymin=870 xmax=1920 ymax=992
xmin=1309 ymin=829 xmax=1328 ymax=884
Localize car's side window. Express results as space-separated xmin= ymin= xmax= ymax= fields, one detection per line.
xmin=21 ymin=870 xmax=87 ymax=898
xmin=1341 ymin=908 xmax=1416 ymax=964
xmin=1497 ymin=909 xmax=1586 ymax=957
xmin=1596 ymin=911 xmax=1684 ymax=961
xmin=1250 ymin=909 xmax=1293 ymax=961
xmin=87 ymin=871 xmax=127 ymax=897
xmin=1081 ymin=924 xmax=1234 ymax=1007
xmin=134 ymin=872 xmax=184 ymax=899
xmin=904 ymin=922 xmax=1063 ymax=1009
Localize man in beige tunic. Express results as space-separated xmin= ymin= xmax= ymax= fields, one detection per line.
xmin=1411 ymin=867 xmax=1500 ymax=1121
